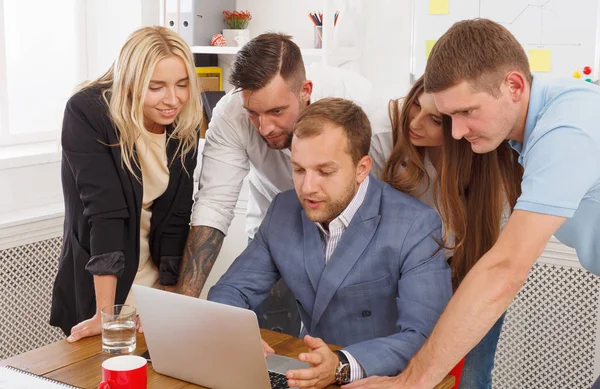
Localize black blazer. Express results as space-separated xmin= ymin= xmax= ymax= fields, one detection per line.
xmin=50 ymin=86 xmax=198 ymax=335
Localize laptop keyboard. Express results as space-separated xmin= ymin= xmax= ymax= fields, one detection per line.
xmin=268 ymin=371 xmax=289 ymax=389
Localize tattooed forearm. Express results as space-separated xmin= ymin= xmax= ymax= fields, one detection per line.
xmin=176 ymin=226 xmax=225 ymax=297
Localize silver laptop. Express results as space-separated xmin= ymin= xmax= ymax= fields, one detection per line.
xmin=132 ymin=285 xmax=308 ymax=389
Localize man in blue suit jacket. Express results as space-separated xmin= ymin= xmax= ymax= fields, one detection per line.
xmin=208 ymin=98 xmax=452 ymax=388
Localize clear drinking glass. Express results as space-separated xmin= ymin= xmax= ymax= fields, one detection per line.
xmin=101 ymin=304 xmax=137 ymax=354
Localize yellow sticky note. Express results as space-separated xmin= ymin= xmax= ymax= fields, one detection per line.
xmin=426 ymin=40 xmax=437 ymax=60
xmin=430 ymin=0 xmax=449 ymax=14
xmin=529 ymin=49 xmax=551 ymax=72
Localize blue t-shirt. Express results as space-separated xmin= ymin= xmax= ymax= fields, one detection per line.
xmin=509 ymin=76 xmax=600 ymax=275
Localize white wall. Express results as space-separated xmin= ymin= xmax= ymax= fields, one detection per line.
xmin=0 ymin=161 xmax=62 ymax=225
xmin=359 ymin=0 xmax=413 ymax=99
xmin=2 ymin=0 xmax=86 ymax=137
xmin=141 ymin=0 xmax=161 ymax=26
xmin=85 ymin=0 xmax=144 ymax=79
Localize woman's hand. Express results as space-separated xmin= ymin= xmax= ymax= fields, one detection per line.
xmin=67 ymin=313 xmax=102 ymax=342
xmin=136 ymin=314 xmax=144 ymax=333
xmin=262 ymin=338 xmax=275 ymax=357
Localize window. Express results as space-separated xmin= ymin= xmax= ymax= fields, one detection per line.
xmin=0 ymin=0 xmax=87 ymax=146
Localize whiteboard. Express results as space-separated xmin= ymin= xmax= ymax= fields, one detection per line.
xmin=411 ymin=0 xmax=600 ymax=82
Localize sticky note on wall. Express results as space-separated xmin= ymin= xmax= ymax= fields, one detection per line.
xmin=529 ymin=49 xmax=551 ymax=72
xmin=426 ymin=40 xmax=437 ymax=60
xmin=430 ymin=0 xmax=449 ymax=14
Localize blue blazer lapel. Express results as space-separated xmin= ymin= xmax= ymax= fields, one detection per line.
xmin=302 ymin=211 xmax=326 ymax=291
xmin=310 ymin=178 xmax=383 ymax=332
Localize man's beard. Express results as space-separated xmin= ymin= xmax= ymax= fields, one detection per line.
xmin=302 ymin=181 xmax=357 ymax=224
xmin=261 ymin=131 xmax=293 ymax=149
xmin=262 ymin=97 xmax=304 ymax=149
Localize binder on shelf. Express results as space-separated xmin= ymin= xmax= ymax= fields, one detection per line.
xmin=164 ymin=0 xmax=178 ymax=32
xmin=164 ymin=0 xmax=235 ymax=46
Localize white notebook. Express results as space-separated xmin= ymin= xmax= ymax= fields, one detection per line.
xmin=0 ymin=366 xmax=81 ymax=388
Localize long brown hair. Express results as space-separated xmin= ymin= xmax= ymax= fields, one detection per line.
xmin=383 ymin=77 xmax=523 ymax=289
xmin=382 ymin=77 xmax=429 ymax=197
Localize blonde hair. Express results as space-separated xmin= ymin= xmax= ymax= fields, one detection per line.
xmin=78 ymin=26 xmax=202 ymax=176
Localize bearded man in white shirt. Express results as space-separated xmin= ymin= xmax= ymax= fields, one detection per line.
xmin=176 ymin=33 xmax=391 ymax=334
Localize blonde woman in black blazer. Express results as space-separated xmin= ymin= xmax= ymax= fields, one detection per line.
xmin=50 ymin=26 xmax=202 ymax=341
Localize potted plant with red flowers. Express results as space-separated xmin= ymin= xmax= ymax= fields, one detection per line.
xmin=222 ymin=10 xmax=252 ymax=47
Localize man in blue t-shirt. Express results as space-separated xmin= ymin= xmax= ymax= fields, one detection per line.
xmin=344 ymin=19 xmax=600 ymax=389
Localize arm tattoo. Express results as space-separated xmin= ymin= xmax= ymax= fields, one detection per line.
xmin=176 ymin=226 xmax=225 ymax=297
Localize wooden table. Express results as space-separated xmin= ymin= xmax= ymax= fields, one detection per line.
xmin=0 ymin=330 xmax=454 ymax=389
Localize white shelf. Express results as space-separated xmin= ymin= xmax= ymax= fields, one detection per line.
xmin=190 ymin=46 xmax=239 ymax=55
xmin=190 ymin=46 xmax=324 ymax=57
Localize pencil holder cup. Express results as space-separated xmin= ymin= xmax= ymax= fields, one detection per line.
xmin=314 ymin=26 xmax=322 ymax=49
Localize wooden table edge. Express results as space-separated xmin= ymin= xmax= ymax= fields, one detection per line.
xmin=1 ymin=330 xmax=455 ymax=389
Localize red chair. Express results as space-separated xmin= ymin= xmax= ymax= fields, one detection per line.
xmin=448 ymin=357 xmax=465 ymax=389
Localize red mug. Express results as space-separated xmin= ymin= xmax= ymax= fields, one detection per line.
xmin=98 ymin=355 xmax=147 ymax=389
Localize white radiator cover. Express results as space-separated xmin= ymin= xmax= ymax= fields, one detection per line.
xmin=0 ymin=237 xmax=64 ymax=360
xmin=0 ymin=229 xmax=599 ymax=389
xmin=493 ymin=262 xmax=600 ymax=388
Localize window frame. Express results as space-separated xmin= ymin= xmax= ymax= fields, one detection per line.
xmin=0 ymin=0 xmax=87 ymax=147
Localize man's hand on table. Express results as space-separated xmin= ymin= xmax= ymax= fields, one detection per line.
xmin=286 ymin=335 xmax=338 ymax=389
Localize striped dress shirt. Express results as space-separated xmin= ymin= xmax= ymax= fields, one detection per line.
xmin=315 ymin=176 xmax=370 ymax=382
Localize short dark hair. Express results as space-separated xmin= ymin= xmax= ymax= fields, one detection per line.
xmin=229 ymin=32 xmax=306 ymax=91
xmin=293 ymin=98 xmax=371 ymax=164
xmin=424 ymin=19 xmax=532 ymax=96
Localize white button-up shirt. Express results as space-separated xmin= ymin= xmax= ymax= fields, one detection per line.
xmin=191 ymin=64 xmax=393 ymax=238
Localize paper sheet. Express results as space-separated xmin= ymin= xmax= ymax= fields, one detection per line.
xmin=529 ymin=49 xmax=552 ymax=72
xmin=0 ymin=366 xmax=80 ymax=388
xmin=429 ymin=0 xmax=450 ymax=14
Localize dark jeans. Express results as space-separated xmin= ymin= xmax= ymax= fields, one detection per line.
xmin=592 ymin=375 xmax=600 ymax=389
xmin=458 ymin=314 xmax=506 ymax=389
xmin=248 ymin=237 xmax=301 ymax=336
